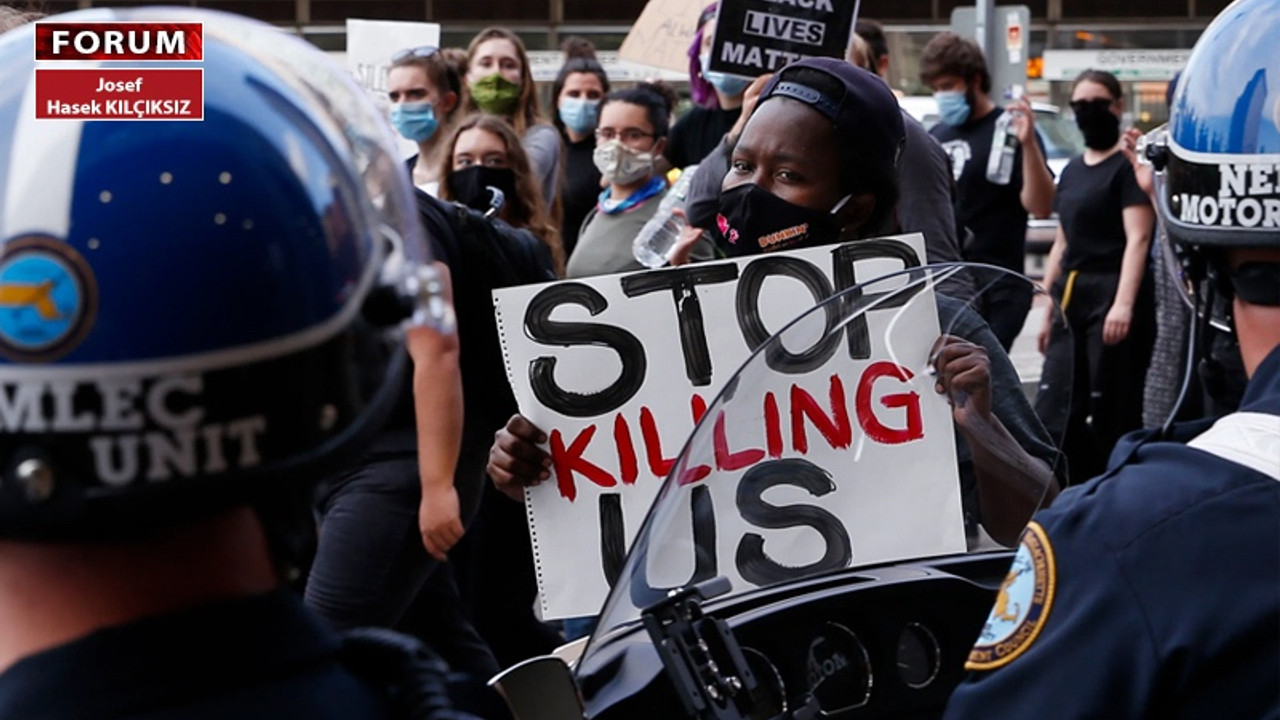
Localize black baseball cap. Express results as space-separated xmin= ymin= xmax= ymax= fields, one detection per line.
xmin=759 ymin=57 xmax=905 ymax=184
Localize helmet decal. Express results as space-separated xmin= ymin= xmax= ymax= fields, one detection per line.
xmin=0 ymin=236 xmax=97 ymax=362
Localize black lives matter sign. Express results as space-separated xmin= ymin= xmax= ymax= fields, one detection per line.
xmin=708 ymin=0 xmax=860 ymax=77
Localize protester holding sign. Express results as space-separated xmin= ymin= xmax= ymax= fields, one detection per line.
xmin=387 ymin=45 xmax=462 ymax=196
xmin=701 ymin=58 xmax=1058 ymax=542
xmin=491 ymin=59 xmax=1060 ymax=552
xmin=665 ymin=3 xmax=748 ymax=171
xmin=464 ymin=27 xmax=563 ymax=215
xmin=551 ymin=55 xmax=609 ymax=258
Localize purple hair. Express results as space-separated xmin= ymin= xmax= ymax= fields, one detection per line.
xmin=688 ymin=2 xmax=719 ymax=109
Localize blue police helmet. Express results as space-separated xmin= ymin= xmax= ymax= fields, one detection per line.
xmin=1160 ymin=0 xmax=1280 ymax=249
xmin=0 ymin=8 xmax=452 ymax=538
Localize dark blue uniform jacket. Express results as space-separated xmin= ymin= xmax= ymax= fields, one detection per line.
xmin=944 ymin=346 xmax=1280 ymax=719
xmin=0 ymin=591 xmax=391 ymax=720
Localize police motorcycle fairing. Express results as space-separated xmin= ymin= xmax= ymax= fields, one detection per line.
xmin=496 ymin=262 xmax=1070 ymax=720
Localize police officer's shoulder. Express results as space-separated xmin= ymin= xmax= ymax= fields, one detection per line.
xmin=1035 ymin=437 xmax=1270 ymax=552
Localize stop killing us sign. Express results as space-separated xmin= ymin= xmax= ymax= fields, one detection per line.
xmin=493 ymin=235 xmax=965 ymax=620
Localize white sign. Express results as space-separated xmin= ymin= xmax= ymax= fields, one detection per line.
xmin=494 ymin=236 xmax=966 ymax=619
xmin=345 ymin=19 xmax=441 ymax=96
xmin=1042 ymin=49 xmax=1191 ymax=82
xmin=525 ymin=51 xmax=689 ymax=84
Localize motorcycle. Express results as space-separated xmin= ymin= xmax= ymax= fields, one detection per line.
xmin=494 ymin=261 xmax=1071 ymax=720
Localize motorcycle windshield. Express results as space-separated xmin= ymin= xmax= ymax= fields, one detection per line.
xmin=585 ymin=261 xmax=1071 ymax=651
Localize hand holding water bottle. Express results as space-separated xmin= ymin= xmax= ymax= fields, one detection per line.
xmin=1006 ymin=95 xmax=1037 ymax=146
xmin=632 ymin=163 xmax=699 ymax=268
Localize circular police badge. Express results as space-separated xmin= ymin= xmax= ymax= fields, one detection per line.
xmin=965 ymin=521 xmax=1056 ymax=671
xmin=0 ymin=236 xmax=98 ymax=362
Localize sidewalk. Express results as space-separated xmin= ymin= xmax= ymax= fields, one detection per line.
xmin=1009 ymin=292 xmax=1050 ymax=392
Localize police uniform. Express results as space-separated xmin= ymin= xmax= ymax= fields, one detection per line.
xmin=0 ymin=592 xmax=390 ymax=720
xmin=943 ymin=345 xmax=1280 ymax=719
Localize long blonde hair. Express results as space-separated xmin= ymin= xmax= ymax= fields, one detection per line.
xmin=440 ymin=114 xmax=565 ymax=275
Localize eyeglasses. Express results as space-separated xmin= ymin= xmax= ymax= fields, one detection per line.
xmin=392 ymin=45 xmax=440 ymax=63
xmin=595 ymin=128 xmax=656 ymax=143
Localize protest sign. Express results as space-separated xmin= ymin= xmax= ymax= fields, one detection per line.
xmin=494 ymin=236 xmax=965 ymax=619
xmin=708 ymin=0 xmax=861 ymax=77
xmin=345 ymin=19 xmax=440 ymax=96
xmin=618 ymin=0 xmax=706 ymax=73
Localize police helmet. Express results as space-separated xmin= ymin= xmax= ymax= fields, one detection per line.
xmin=0 ymin=8 xmax=452 ymax=539
xmin=1158 ymin=0 xmax=1280 ymax=253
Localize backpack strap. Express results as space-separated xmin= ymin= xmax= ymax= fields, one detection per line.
xmin=1187 ymin=411 xmax=1280 ymax=481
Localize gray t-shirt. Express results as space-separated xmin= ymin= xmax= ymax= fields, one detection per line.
xmin=522 ymin=123 xmax=562 ymax=210
xmin=567 ymin=188 xmax=718 ymax=278
xmin=566 ymin=196 xmax=661 ymax=278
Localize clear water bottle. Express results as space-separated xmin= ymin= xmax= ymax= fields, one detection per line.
xmin=633 ymin=164 xmax=699 ymax=268
xmin=985 ymin=110 xmax=1018 ymax=185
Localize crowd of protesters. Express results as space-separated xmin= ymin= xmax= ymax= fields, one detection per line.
xmin=313 ymin=2 xmax=1251 ymax=679
xmin=0 ymin=2 xmax=1260 ymax=716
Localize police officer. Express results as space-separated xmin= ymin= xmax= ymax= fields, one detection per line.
xmin=0 ymin=8 xmax=494 ymax=719
xmin=943 ymin=1 xmax=1280 ymax=715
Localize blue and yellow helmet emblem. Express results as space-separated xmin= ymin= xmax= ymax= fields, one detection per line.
xmin=0 ymin=236 xmax=97 ymax=363
xmin=965 ymin=521 xmax=1057 ymax=671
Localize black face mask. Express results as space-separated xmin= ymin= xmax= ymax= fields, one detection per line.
xmin=714 ymin=184 xmax=848 ymax=257
xmin=1071 ymin=98 xmax=1121 ymax=150
xmin=447 ymin=166 xmax=519 ymax=214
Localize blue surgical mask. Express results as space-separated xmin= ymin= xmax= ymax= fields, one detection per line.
xmin=559 ymin=97 xmax=600 ymax=135
xmin=390 ymin=101 xmax=438 ymax=143
xmin=934 ymin=90 xmax=971 ymax=127
xmin=700 ymin=52 xmax=751 ymax=96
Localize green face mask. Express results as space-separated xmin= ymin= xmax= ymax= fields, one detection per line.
xmin=471 ymin=72 xmax=521 ymax=116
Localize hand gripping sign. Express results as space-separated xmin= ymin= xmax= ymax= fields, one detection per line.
xmin=494 ymin=235 xmax=965 ymax=619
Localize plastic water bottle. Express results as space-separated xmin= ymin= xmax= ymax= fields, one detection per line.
xmin=985 ymin=110 xmax=1018 ymax=186
xmin=632 ymin=164 xmax=698 ymax=268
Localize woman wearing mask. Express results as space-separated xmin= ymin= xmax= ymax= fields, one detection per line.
xmin=664 ymin=3 xmax=749 ymax=170
xmin=1036 ymin=69 xmax=1155 ymax=484
xmin=387 ymin=45 xmax=461 ymax=196
xmin=566 ymin=85 xmax=714 ymax=278
xmin=464 ymin=27 xmax=563 ymax=212
xmin=551 ymin=56 xmax=609 ymax=258
xmin=440 ymin=113 xmax=565 ymax=275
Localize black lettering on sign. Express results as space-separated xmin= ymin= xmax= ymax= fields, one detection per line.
xmin=621 ymin=264 xmax=740 ymax=387
xmin=736 ymin=256 xmax=839 ymax=374
xmin=524 ymin=283 xmax=646 ymax=417
xmin=735 ymin=458 xmax=852 ymax=586
xmin=599 ymin=493 xmax=626 ymax=586
xmin=831 ymin=240 xmax=925 ymax=359
xmin=625 ymin=484 xmax=718 ymax=601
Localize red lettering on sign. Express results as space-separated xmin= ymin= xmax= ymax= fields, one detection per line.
xmin=614 ymin=413 xmax=638 ymax=486
xmin=553 ymin=364 xmax=927 ymax=502
xmin=714 ymin=410 xmax=764 ymax=471
xmin=791 ymin=374 xmax=852 ymax=453
xmin=856 ymin=361 xmax=924 ymax=444
xmin=764 ymin=391 xmax=783 ymax=458
xmin=551 ymin=426 xmax=616 ymax=502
